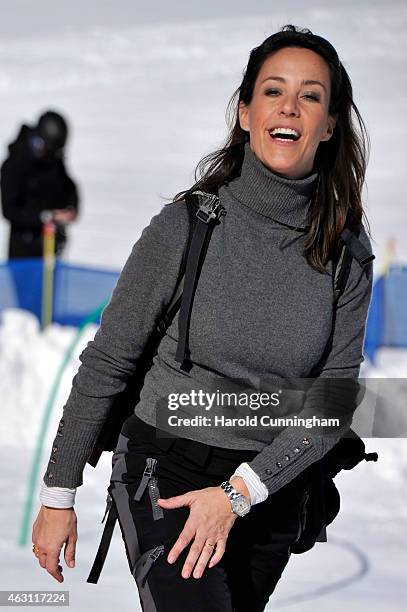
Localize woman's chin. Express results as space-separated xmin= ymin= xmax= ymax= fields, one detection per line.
xmin=264 ymin=153 xmax=312 ymax=179
xmin=263 ymin=158 xmax=299 ymax=179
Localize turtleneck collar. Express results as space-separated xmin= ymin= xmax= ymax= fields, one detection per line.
xmin=224 ymin=142 xmax=319 ymax=229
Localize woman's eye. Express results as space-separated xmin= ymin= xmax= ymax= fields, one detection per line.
xmin=264 ymin=89 xmax=320 ymax=102
xmin=304 ymin=94 xmax=320 ymax=102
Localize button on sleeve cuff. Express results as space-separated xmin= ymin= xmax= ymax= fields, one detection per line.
xmin=43 ymin=415 xmax=104 ymax=488
xmin=247 ymin=435 xmax=323 ymax=496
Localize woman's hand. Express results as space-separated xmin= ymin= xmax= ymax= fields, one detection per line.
xmin=157 ymin=484 xmax=242 ymax=580
xmin=31 ymin=505 xmax=78 ymax=583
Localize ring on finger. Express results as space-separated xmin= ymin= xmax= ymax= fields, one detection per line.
xmin=32 ymin=544 xmax=40 ymax=558
xmin=206 ymin=542 xmax=216 ymax=549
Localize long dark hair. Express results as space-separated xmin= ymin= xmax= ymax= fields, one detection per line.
xmin=172 ymin=24 xmax=371 ymax=273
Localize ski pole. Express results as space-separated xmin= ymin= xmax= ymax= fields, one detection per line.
xmin=41 ymin=212 xmax=56 ymax=329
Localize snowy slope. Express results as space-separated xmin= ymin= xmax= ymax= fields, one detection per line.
xmin=0 ymin=310 xmax=406 ymax=610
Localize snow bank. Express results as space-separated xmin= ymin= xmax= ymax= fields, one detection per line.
xmin=0 ymin=308 xmax=406 ymax=611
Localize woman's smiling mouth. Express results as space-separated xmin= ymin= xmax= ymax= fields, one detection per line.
xmin=268 ymin=127 xmax=302 ymax=145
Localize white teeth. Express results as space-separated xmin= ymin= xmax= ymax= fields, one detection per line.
xmin=270 ymin=127 xmax=300 ymax=138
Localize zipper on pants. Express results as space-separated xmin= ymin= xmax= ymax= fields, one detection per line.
xmin=134 ymin=457 xmax=164 ymax=520
xmin=132 ymin=544 xmax=165 ymax=588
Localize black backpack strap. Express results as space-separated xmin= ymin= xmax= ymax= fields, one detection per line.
xmin=154 ymin=198 xmax=199 ymax=335
xmin=87 ymin=495 xmax=118 ymax=584
xmin=155 ymin=191 xmax=223 ymax=335
xmin=333 ymin=225 xmax=375 ymax=305
xmin=340 ymin=227 xmax=375 ymax=268
xmin=174 ymin=191 xmax=226 ymax=371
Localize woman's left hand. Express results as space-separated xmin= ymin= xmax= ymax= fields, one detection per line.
xmin=157 ymin=485 xmax=238 ymax=579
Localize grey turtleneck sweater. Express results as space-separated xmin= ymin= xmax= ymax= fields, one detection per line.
xmin=43 ymin=143 xmax=373 ymax=498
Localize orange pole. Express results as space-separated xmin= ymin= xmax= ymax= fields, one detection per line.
xmin=41 ymin=219 xmax=56 ymax=329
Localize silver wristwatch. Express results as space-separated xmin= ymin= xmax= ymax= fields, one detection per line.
xmin=220 ymin=480 xmax=251 ymax=517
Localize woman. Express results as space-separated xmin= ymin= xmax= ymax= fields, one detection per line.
xmin=32 ymin=24 xmax=374 ymax=611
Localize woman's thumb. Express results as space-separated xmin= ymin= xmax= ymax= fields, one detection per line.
xmin=64 ymin=537 xmax=76 ymax=568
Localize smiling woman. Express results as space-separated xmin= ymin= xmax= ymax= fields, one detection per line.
xmin=238 ymin=47 xmax=337 ymax=180
xmin=32 ymin=24 xmax=375 ymax=612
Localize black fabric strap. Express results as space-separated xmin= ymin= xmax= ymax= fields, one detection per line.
xmin=86 ymin=503 xmax=118 ymax=584
xmin=175 ymin=216 xmax=214 ymax=370
xmin=155 ymin=197 xmax=199 ymax=334
xmin=174 ymin=192 xmax=226 ymax=371
xmin=333 ymin=224 xmax=375 ymax=305
xmin=340 ymin=227 xmax=375 ymax=268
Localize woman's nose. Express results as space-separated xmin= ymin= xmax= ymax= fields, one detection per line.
xmin=278 ymin=96 xmax=300 ymax=117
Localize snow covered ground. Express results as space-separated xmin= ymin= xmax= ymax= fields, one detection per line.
xmin=0 ymin=310 xmax=406 ymax=611
xmin=0 ymin=1 xmax=406 ymax=610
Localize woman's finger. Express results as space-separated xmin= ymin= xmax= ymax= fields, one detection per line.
xmin=192 ymin=541 xmax=217 ymax=579
xmin=45 ymin=550 xmax=64 ymax=583
xmin=208 ymin=539 xmax=227 ymax=569
xmin=157 ymin=492 xmax=193 ymax=508
xmin=180 ymin=536 xmax=207 ymax=579
xmin=64 ymin=535 xmax=76 ymax=568
xmin=167 ymin=525 xmax=196 ymax=564
xmin=38 ymin=552 xmax=47 ymax=569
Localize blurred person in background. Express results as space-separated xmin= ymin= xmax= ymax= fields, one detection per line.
xmin=1 ymin=110 xmax=80 ymax=259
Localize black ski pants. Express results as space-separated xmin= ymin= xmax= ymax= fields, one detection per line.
xmin=94 ymin=415 xmax=313 ymax=612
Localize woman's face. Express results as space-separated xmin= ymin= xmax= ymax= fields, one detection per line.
xmin=239 ymin=46 xmax=337 ymax=179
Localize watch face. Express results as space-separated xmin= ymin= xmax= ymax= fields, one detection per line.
xmin=232 ymin=495 xmax=250 ymax=516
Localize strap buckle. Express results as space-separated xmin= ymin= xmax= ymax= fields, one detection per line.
xmin=194 ymin=191 xmax=226 ymax=224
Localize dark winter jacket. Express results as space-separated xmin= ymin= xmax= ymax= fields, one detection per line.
xmin=1 ymin=125 xmax=79 ymax=257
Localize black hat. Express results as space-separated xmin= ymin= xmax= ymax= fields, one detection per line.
xmin=36 ymin=111 xmax=68 ymax=153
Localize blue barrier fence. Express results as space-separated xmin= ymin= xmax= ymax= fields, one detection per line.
xmin=1 ymin=259 xmax=407 ymax=364
xmin=0 ymin=259 xmax=119 ymax=327
xmin=364 ymin=265 xmax=407 ymax=363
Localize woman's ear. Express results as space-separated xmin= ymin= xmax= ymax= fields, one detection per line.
xmin=322 ymin=114 xmax=338 ymax=141
xmin=238 ymin=101 xmax=250 ymax=133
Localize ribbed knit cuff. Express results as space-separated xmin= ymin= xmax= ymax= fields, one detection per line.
xmin=247 ymin=434 xmax=321 ymax=496
xmin=43 ymin=415 xmax=104 ymax=488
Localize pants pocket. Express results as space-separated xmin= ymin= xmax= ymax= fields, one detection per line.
xmin=134 ymin=456 xmax=164 ymax=521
